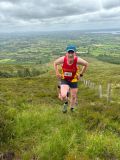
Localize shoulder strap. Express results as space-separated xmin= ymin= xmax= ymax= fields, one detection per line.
xmin=63 ymin=56 xmax=67 ymax=64
xmin=74 ymin=56 xmax=78 ymax=64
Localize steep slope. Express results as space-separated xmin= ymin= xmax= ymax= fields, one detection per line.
xmin=0 ymin=57 xmax=120 ymax=160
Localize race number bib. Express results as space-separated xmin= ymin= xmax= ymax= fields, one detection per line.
xmin=64 ymin=72 xmax=72 ymax=77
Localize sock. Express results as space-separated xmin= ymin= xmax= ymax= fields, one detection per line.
xmin=71 ymin=106 xmax=74 ymax=109
xmin=70 ymin=107 xmax=74 ymax=111
xmin=64 ymin=101 xmax=68 ymax=105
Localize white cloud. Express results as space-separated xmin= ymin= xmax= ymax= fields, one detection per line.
xmin=0 ymin=0 xmax=120 ymax=31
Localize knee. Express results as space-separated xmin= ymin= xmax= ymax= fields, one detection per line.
xmin=61 ymin=93 xmax=67 ymax=100
xmin=71 ymin=94 xmax=76 ymax=99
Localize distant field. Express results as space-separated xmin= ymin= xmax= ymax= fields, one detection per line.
xmin=0 ymin=31 xmax=120 ymax=64
xmin=0 ymin=59 xmax=15 ymax=63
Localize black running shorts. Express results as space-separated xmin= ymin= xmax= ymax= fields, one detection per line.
xmin=61 ymin=79 xmax=78 ymax=88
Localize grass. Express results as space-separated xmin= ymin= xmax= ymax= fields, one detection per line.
xmin=0 ymin=57 xmax=120 ymax=159
xmin=0 ymin=59 xmax=15 ymax=63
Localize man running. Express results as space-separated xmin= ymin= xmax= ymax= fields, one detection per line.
xmin=54 ymin=45 xmax=88 ymax=113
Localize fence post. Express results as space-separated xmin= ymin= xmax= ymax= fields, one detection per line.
xmin=99 ymin=85 xmax=102 ymax=98
xmin=81 ymin=79 xmax=112 ymax=103
xmin=83 ymin=79 xmax=86 ymax=85
xmin=81 ymin=77 xmax=83 ymax=82
xmin=92 ymin=83 xmax=95 ymax=89
xmin=88 ymin=80 xmax=91 ymax=88
xmin=90 ymin=82 xmax=93 ymax=89
xmin=107 ymin=83 xmax=111 ymax=103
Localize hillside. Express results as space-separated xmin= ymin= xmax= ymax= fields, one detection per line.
xmin=0 ymin=57 xmax=120 ymax=160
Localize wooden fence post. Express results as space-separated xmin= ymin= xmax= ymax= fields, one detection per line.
xmin=83 ymin=79 xmax=86 ymax=85
xmin=81 ymin=79 xmax=112 ymax=103
xmin=88 ymin=80 xmax=91 ymax=88
xmin=81 ymin=77 xmax=83 ymax=82
xmin=99 ymin=85 xmax=102 ymax=98
xmin=107 ymin=83 xmax=111 ymax=103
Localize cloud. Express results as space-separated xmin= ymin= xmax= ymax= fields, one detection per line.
xmin=0 ymin=0 xmax=120 ymax=31
xmin=0 ymin=0 xmax=100 ymax=20
xmin=102 ymin=0 xmax=120 ymax=9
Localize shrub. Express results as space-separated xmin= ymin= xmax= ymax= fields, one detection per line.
xmin=0 ymin=106 xmax=17 ymax=146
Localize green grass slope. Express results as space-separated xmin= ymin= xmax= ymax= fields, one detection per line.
xmin=0 ymin=57 xmax=120 ymax=160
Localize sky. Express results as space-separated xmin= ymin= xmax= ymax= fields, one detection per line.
xmin=0 ymin=0 xmax=120 ymax=32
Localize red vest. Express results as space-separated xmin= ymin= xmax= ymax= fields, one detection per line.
xmin=62 ymin=56 xmax=78 ymax=82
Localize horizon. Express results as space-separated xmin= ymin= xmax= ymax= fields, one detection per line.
xmin=0 ymin=27 xmax=120 ymax=34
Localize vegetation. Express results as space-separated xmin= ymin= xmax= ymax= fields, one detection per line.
xmin=0 ymin=64 xmax=48 ymax=78
xmin=0 ymin=31 xmax=120 ymax=159
xmin=0 ymin=31 xmax=120 ymax=65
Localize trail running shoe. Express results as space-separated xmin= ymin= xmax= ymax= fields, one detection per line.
xmin=62 ymin=102 xmax=68 ymax=113
xmin=70 ymin=107 xmax=75 ymax=112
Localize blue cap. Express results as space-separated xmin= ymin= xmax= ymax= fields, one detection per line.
xmin=66 ymin=45 xmax=76 ymax=52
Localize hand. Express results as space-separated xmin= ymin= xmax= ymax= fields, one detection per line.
xmin=56 ymin=72 xmax=62 ymax=79
xmin=77 ymin=75 xmax=81 ymax=80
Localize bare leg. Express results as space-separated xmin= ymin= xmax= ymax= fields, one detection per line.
xmin=60 ymin=84 xmax=69 ymax=102
xmin=61 ymin=84 xmax=69 ymax=113
xmin=57 ymin=87 xmax=61 ymax=100
xmin=70 ymin=88 xmax=78 ymax=109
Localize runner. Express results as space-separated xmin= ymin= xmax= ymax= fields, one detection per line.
xmin=54 ymin=45 xmax=88 ymax=113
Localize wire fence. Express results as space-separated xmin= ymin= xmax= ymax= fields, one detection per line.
xmin=81 ymin=78 xmax=111 ymax=103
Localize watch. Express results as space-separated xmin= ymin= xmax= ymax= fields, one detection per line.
xmin=80 ymin=74 xmax=83 ymax=77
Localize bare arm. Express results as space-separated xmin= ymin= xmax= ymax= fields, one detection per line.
xmin=54 ymin=56 xmax=64 ymax=78
xmin=77 ymin=57 xmax=88 ymax=76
